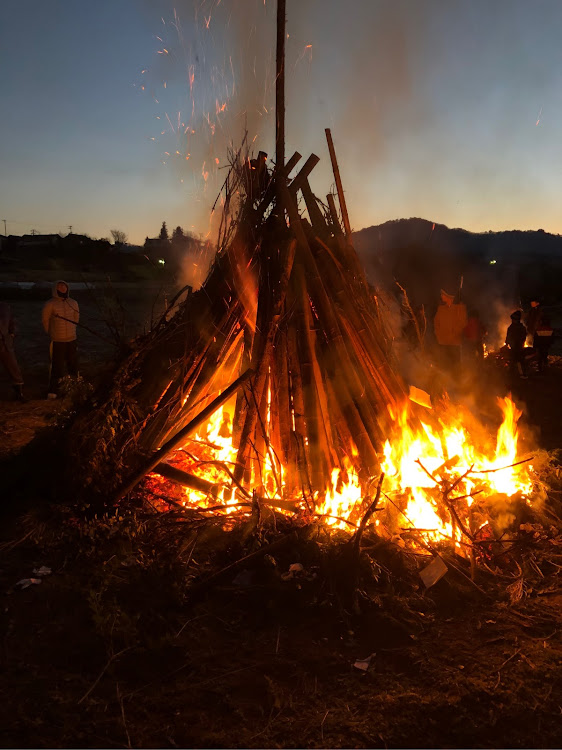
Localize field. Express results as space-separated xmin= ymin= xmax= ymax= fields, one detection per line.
xmin=1 ymin=293 xmax=562 ymax=749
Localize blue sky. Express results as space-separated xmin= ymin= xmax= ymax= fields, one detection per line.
xmin=1 ymin=0 xmax=562 ymax=245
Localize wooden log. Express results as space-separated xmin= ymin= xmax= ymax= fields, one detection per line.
xmin=148 ymin=305 xmax=245 ymax=451
xmin=268 ymin=366 xmax=283 ymax=486
xmin=233 ymin=238 xmax=297 ymax=484
xmin=300 ymin=177 xmax=330 ymax=239
xmin=311 ymin=235 xmax=404 ymax=411
xmin=281 ymin=183 xmax=383 ymax=471
xmin=287 ymin=321 xmax=313 ymax=496
xmin=288 ymin=154 xmax=321 ymax=197
xmin=251 ymin=370 xmax=269 ymax=491
xmin=153 ymin=461 xmax=297 ymax=514
xmin=325 ymin=128 xmax=352 ymax=238
xmin=233 ymin=322 xmax=254 ymax=445
xmin=114 ymin=367 xmax=255 ymax=502
xmin=275 ymin=327 xmax=299 ymax=493
xmin=256 ymin=151 xmax=302 ymax=224
xmin=286 ymin=190 xmax=386 ymax=439
xmin=276 ymin=0 xmax=286 ymax=189
xmin=322 ymin=379 xmax=362 ymax=475
xmin=293 ymin=262 xmax=324 ymax=490
xmin=273 ymin=328 xmax=291 ymax=462
xmin=152 ymin=463 xmax=219 ymax=498
xmin=136 ymin=298 xmax=242 ymax=451
xmin=326 ymin=193 xmax=343 ymax=236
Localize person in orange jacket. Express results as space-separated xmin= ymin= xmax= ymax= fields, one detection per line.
xmin=42 ymin=280 xmax=80 ymax=398
xmin=433 ymin=289 xmax=467 ymax=374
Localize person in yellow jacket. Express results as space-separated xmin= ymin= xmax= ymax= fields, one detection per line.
xmin=433 ymin=289 xmax=467 ymax=375
xmin=42 ymin=280 xmax=80 ymax=398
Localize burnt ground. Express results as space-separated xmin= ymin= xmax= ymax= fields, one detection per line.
xmin=1 ymin=329 xmax=562 ymax=747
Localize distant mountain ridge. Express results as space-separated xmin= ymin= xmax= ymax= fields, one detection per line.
xmin=353 ymin=218 xmax=562 ymax=309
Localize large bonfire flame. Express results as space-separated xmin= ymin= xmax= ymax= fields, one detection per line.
xmin=151 ymin=389 xmax=534 ymax=554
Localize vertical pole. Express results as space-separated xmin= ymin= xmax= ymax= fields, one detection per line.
xmin=325 ymin=128 xmax=352 ymax=238
xmin=275 ymin=0 xmax=286 ymax=209
xmin=2 ymin=219 xmax=6 ymax=236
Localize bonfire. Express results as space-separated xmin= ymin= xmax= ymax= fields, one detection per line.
xmin=69 ymin=0 xmax=550 ymax=593
xmin=69 ymin=121 xmax=546 ymax=577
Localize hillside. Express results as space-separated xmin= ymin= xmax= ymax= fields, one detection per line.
xmin=353 ymin=218 xmax=562 ymax=312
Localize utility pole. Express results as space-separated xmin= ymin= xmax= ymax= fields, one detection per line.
xmin=68 ymin=225 xmax=72 ymax=234
xmin=275 ymin=0 xmax=286 ymax=209
xmin=2 ymin=219 xmax=6 ymax=236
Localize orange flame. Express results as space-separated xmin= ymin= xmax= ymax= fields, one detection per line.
xmin=160 ymin=387 xmax=533 ymax=549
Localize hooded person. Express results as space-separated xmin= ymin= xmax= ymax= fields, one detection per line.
xmin=42 ymin=280 xmax=79 ymax=398
xmin=0 ymin=301 xmax=25 ymax=401
xmin=433 ymin=288 xmax=467 ymax=374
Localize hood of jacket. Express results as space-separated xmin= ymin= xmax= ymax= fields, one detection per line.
xmin=53 ymin=279 xmax=69 ymax=298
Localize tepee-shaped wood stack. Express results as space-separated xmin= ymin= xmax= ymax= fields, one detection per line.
xmin=71 ymin=133 xmax=406 ymax=506
xmin=71 ymin=1 xmax=407 ymax=506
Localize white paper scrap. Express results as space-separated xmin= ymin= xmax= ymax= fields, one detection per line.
xmin=419 ymin=556 xmax=448 ymax=589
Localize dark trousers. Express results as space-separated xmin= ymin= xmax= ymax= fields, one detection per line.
xmin=509 ymin=347 xmax=527 ymax=377
xmin=437 ymin=344 xmax=461 ymax=376
xmin=49 ymin=340 xmax=78 ymax=393
xmin=463 ymin=341 xmax=484 ymax=361
xmin=536 ymin=345 xmax=551 ymax=373
xmin=0 ymin=340 xmax=23 ymax=385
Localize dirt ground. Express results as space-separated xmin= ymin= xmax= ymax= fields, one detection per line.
xmin=1 ymin=321 xmax=562 ymax=748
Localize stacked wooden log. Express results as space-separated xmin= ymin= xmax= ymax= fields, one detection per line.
xmin=72 ymin=131 xmax=407 ymax=505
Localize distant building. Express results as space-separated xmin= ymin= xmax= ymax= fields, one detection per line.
xmin=18 ymin=234 xmax=61 ymax=250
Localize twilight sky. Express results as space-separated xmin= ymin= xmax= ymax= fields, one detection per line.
xmin=1 ymin=0 xmax=562 ymax=245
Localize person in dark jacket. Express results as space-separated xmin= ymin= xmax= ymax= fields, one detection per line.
xmin=533 ymin=315 xmax=554 ymax=373
xmin=505 ymin=310 xmax=528 ymax=378
xmin=0 ymin=302 xmax=25 ymax=401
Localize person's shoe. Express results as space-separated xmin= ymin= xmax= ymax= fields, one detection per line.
xmin=47 ymin=392 xmax=58 ymax=400
xmin=13 ymin=385 xmax=27 ymax=403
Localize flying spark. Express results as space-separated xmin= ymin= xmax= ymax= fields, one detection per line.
xmin=536 ymin=106 xmax=543 ymax=126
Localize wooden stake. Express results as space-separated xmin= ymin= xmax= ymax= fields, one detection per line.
xmin=325 ymin=128 xmax=352 ymax=238
xmin=114 ymin=368 xmax=254 ymax=502
xmin=275 ymin=0 xmax=286 ymax=207
xmin=233 ymin=239 xmax=297 ymax=483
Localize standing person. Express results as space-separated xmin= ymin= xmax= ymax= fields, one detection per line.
xmin=42 ymin=280 xmax=79 ymax=398
xmin=505 ymin=310 xmax=528 ymax=379
xmin=533 ymin=315 xmax=554 ymax=374
xmin=433 ymin=289 xmax=467 ymax=375
xmin=0 ymin=301 xmax=25 ymax=401
xmin=525 ymin=300 xmax=541 ymax=340
xmin=463 ymin=309 xmax=487 ymax=362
